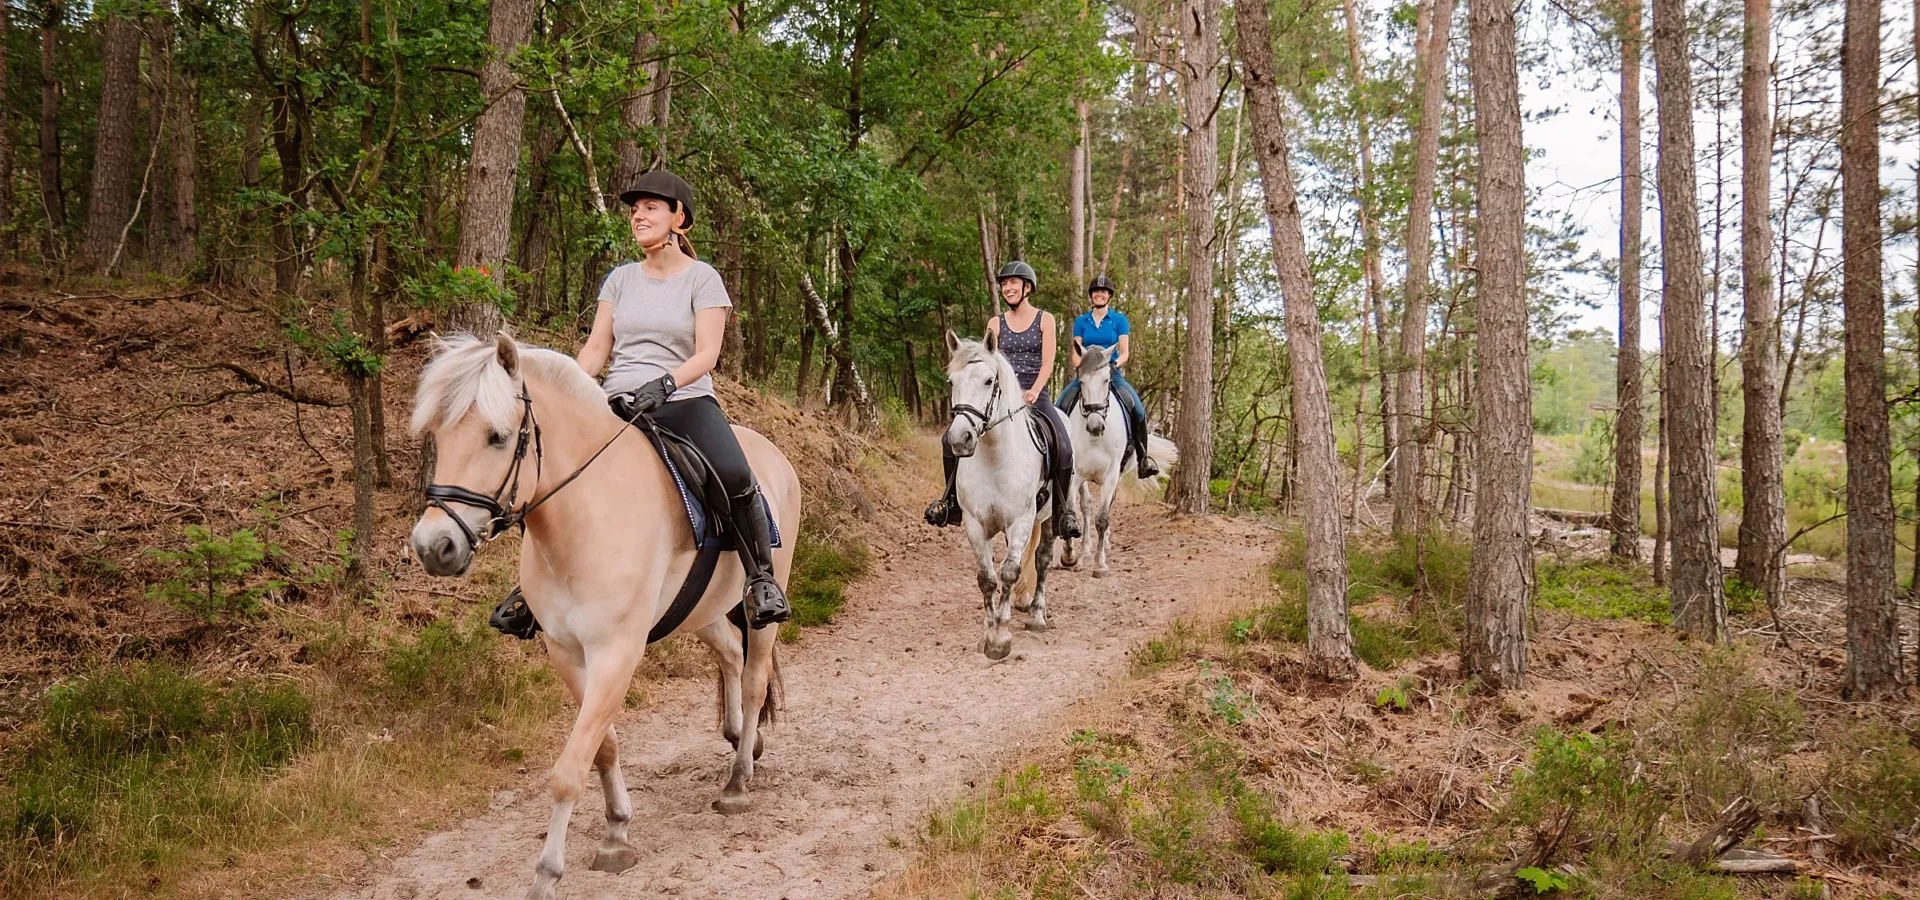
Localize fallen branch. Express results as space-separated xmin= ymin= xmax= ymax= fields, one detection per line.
xmin=1675 ymin=796 xmax=1760 ymax=866
xmin=1533 ymin=506 xmax=1612 ymax=528
xmin=193 ymin=361 xmax=344 ymax=407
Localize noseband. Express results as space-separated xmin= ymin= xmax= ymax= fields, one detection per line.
xmin=949 ymin=366 xmax=1025 ymax=436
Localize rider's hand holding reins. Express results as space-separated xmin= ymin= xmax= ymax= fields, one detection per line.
xmin=613 ymin=374 xmax=677 ymax=421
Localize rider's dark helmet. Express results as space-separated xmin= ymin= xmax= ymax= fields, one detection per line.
xmin=1088 ymin=274 xmax=1117 ymax=297
xmin=996 ymin=260 xmax=1038 ymax=291
xmin=619 ymin=169 xmax=696 ymax=229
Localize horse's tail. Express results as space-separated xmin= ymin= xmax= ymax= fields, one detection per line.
xmin=1146 ymin=434 xmax=1180 ymax=480
xmin=1014 ymin=516 xmax=1043 ymax=601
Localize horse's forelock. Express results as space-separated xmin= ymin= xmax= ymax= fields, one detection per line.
xmin=1077 ymin=345 xmax=1110 ymax=379
xmin=410 ymin=335 xmax=601 ymax=437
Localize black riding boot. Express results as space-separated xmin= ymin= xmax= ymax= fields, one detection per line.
xmin=923 ymin=454 xmax=962 ymax=527
xmin=731 ymin=488 xmax=791 ymax=629
xmin=1129 ymin=402 xmax=1159 ymax=479
xmin=1052 ymin=466 xmax=1083 ymax=540
xmin=489 ymin=586 xmax=542 ymax=639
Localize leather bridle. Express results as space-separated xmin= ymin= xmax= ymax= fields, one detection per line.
xmin=422 ymin=386 xmax=649 ymax=551
xmin=948 ymin=364 xmax=1026 ymax=439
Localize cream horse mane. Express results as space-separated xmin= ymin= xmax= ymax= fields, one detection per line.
xmin=409 ymin=333 xmax=608 ymax=437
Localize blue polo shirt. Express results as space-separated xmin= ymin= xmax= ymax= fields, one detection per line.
xmin=1072 ymin=309 xmax=1129 ymax=352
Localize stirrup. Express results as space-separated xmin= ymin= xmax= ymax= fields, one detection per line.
xmin=1057 ymin=509 xmax=1084 ymax=541
xmin=489 ymin=587 xmax=542 ymax=640
xmin=924 ymin=497 xmax=962 ymax=527
xmin=746 ymin=579 xmax=792 ymax=629
xmin=1137 ymin=454 xmax=1160 ymax=479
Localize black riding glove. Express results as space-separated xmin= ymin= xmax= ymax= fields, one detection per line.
xmin=611 ymin=374 xmax=676 ymax=421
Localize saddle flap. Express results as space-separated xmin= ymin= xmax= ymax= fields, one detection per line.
xmin=642 ymin=423 xmax=781 ymax=550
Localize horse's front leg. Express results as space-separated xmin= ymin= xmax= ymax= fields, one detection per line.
xmin=716 ymin=616 xmax=780 ymax=814
xmin=969 ymin=518 xmax=1014 ymax=660
xmin=538 ymin=638 xmax=637 ymax=875
xmin=1029 ymin=518 xmax=1055 ymax=632
xmin=1058 ymin=476 xmax=1082 ymax=570
xmin=528 ymin=642 xmax=644 ymax=900
xmin=1094 ymin=473 xmax=1122 ymax=577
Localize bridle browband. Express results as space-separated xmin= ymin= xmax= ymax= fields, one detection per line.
xmin=1078 ymin=357 xmax=1116 ymax=419
xmin=422 ymin=384 xmax=646 ymax=550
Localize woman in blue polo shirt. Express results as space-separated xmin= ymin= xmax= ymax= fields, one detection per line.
xmin=1057 ymin=274 xmax=1158 ymax=478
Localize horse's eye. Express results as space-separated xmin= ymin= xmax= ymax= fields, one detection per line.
xmin=487 ymin=431 xmax=508 ymax=448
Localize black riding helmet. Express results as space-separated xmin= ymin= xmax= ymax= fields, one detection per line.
xmin=619 ymin=169 xmax=696 ymax=230
xmin=996 ymin=260 xmax=1038 ymax=291
xmin=1088 ymin=274 xmax=1117 ymax=297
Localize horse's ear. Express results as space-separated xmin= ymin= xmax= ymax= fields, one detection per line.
xmin=983 ymin=325 xmax=999 ymax=353
xmin=1072 ymin=336 xmax=1085 ymax=355
xmin=944 ymin=329 xmax=961 ymax=357
xmin=493 ymin=331 xmax=520 ymax=378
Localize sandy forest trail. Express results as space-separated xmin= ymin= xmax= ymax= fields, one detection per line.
xmin=329 ymin=502 xmax=1276 ymax=900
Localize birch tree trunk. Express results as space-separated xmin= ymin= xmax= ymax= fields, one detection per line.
xmin=1236 ymin=0 xmax=1354 ymax=679
xmin=1461 ymin=0 xmax=1530 ymax=689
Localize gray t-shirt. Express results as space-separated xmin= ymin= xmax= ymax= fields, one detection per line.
xmin=598 ymin=260 xmax=732 ymax=400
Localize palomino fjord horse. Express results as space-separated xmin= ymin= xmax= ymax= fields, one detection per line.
xmin=409 ymin=334 xmax=798 ymax=900
xmin=1059 ymin=342 xmax=1178 ymax=576
xmin=942 ymin=329 xmax=1055 ymax=658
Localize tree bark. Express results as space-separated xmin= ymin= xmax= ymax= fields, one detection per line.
xmin=156 ymin=11 xmax=198 ymax=274
xmin=1168 ymin=0 xmax=1219 ymax=516
xmin=1392 ymin=0 xmax=1452 ymax=536
xmin=1610 ymin=0 xmax=1644 ymax=560
xmin=1070 ymin=98 xmax=1087 ymax=302
xmin=1461 ymin=0 xmax=1530 ymax=690
xmin=1734 ymin=0 xmax=1783 ymax=608
xmin=78 ymin=15 xmax=143 ymax=275
xmin=451 ymin=0 xmax=537 ymax=334
xmin=0 ymin=8 xmax=13 ymax=254
xmin=1652 ymin=0 xmax=1727 ymax=642
xmin=1839 ymin=0 xmax=1904 ymax=699
xmin=1654 ymin=390 xmax=1669 ymax=585
xmin=1235 ymin=0 xmax=1353 ymax=679
xmin=1341 ymin=0 xmax=1391 ymax=517
xmin=37 ymin=2 xmax=62 ymax=257
xmin=613 ymin=28 xmax=658 ymax=191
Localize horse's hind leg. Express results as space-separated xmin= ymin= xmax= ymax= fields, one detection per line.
xmin=715 ymin=620 xmax=779 ymax=814
xmin=588 ymin=727 xmax=639 ymax=873
xmin=1093 ymin=475 xmax=1121 ymax=577
xmin=1028 ymin=518 xmax=1055 ymax=632
xmin=1058 ymin=479 xmax=1082 ymax=569
xmin=695 ymin=617 xmax=746 ymax=749
xmin=971 ymin=519 xmax=1015 ymax=660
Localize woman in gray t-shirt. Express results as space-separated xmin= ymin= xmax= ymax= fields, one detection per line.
xmin=566 ymin=169 xmax=789 ymax=629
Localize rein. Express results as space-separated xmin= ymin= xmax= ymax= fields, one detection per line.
xmin=423 ymin=385 xmax=648 ymax=549
xmin=948 ymin=366 xmax=1027 ymax=437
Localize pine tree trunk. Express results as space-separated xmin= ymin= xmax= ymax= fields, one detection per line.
xmin=1169 ymin=0 xmax=1219 ymax=516
xmin=1654 ymin=393 xmax=1669 ymax=585
xmin=1341 ymin=0 xmax=1390 ymax=516
xmin=1839 ymin=0 xmax=1905 ymax=699
xmin=1235 ymin=0 xmax=1354 ymax=679
xmin=1461 ymin=0 xmax=1530 ymax=690
xmin=1610 ymin=0 xmax=1645 ymax=560
xmin=78 ymin=15 xmax=142 ymax=274
xmin=156 ymin=12 xmax=198 ymax=274
xmin=1392 ymin=0 xmax=1453 ymax=536
xmin=37 ymin=3 xmax=62 ymax=257
xmin=613 ymin=29 xmax=658 ymax=190
xmin=451 ymin=0 xmax=537 ymax=334
xmin=1734 ymin=0 xmax=1784 ymax=606
xmin=0 ymin=7 xmax=14 ymax=255
xmin=1070 ymin=99 xmax=1087 ymax=299
xmin=1652 ymin=0 xmax=1727 ymax=642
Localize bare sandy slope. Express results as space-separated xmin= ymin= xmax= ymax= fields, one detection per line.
xmin=326 ymin=502 xmax=1275 ymax=900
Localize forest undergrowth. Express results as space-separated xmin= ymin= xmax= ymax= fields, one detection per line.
xmin=878 ymin=530 xmax=1920 ymax=900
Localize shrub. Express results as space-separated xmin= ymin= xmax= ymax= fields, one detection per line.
xmin=780 ymin=530 xmax=871 ymax=641
xmin=1536 ymin=560 xmax=1668 ymax=623
xmin=145 ymin=526 xmax=283 ymax=623
xmin=1824 ymin=725 xmax=1920 ymax=862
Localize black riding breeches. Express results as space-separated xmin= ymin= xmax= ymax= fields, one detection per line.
xmin=649 ymin=395 xmax=755 ymax=498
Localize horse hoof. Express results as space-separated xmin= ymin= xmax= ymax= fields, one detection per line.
xmin=590 ymin=841 xmax=639 ymax=874
xmin=982 ymin=639 xmax=1012 ymax=660
xmin=1026 ymin=619 xmax=1050 ymax=633
xmin=712 ymin=793 xmax=753 ymax=815
xmin=1057 ymin=556 xmax=1077 ymax=570
xmin=1092 ymin=567 xmax=1111 ymax=579
xmin=1013 ymin=598 xmax=1031 ymax=613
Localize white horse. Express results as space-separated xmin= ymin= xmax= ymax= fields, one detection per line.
xmin=942 ymin=329 xmax=1055 ymax=659
xmin=409 ymin=334 xmax=797 ymax=900
xmin=1060 ymin=342 xmax=1178 ymax=576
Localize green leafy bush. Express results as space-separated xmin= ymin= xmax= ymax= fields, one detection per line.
xmin=146 ymin=526 xmax=283 ymax=623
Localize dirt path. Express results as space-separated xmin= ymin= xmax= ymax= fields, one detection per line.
xmin=329 ymin=503 xmax=1274 ymax=900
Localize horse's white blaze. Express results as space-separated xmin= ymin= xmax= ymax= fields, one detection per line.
xmin=410 ymin=333 xmax=797 ymax=899
xmin=943 ymin=330 xmax=1054 ymax=657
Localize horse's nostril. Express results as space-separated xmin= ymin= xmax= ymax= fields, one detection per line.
xmin=434 ymin=535 xmax=455 ymax=560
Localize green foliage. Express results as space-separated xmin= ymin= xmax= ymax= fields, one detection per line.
xmin=1515 ymin=866 xmax=1569 ymax=894
xmin=2 ymin=663 xmax=312 ymax=884
xmin=779 ymin=531 xmax=871 ymax=641
xmin=145 ymin=526 xmax=282 ymax=623
xmin=1372 ymin=681 xmax=1411 ymax=712
xmin=376 ymin=615 xmax=539 ymax=734
xmin=1570 ymin=414 xmax=1615 ymax=487
xmin=1132 ymin=619 xmax=1200 ymax=671
xmin=402 ymin=260 xmax=518 ymax=318
xmin=1824 ymin=725 xmax=1920 ymax=862
xmin=1259 ymin=532 xmax=1465 ymax=668
xmin=1536 ymin=560 xmax=1668 ymax=623
xmin=1236 ymin=795 xmax=1349 ymax=876
xmin=1497 ymin=730 xmax=1662 ymax=863
xmin=1199 ymin=661 xmax=1256 ymax=725
xmin=1650 ymin=651 xmax=1804 ymax=820
xmin=1722 ymin=577 xmax=1760 ymax=616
